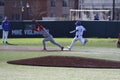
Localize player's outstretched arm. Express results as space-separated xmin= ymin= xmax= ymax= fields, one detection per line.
xmin=32 ymin=27 xmax=39 ymax=31
xmin=69 ymin=30 xmax=78 ymax=33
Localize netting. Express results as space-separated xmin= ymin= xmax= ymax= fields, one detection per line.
xmin=70 ymin=9 xmax=111 ymax=21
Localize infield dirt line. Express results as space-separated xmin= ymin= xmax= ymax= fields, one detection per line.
xmin=0 ymin=45 xmax=70 ymax=52
xmin=0 ymin=45 xmax=120 ymax=54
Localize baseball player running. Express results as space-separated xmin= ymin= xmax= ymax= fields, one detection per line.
xmin=67 ymin=21 xmax=88 ymax=51
xmin=31 ymin=20 xmax=64 ymax=51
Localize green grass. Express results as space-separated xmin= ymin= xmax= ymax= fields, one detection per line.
xmin=0 ymin=38 xmax=120 ymax=80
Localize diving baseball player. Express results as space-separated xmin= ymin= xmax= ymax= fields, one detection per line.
xmin=31 ymin=20 xmax=64 ymax=51
xmin=67 ymin=21 xmax=88 ymax=51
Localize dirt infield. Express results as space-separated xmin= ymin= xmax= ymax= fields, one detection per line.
xmin=7 ymin=56 xmax=120 ymax=69
xmin=1 ymin=45 xmax=120 ymax=68
xmin=0 ymin=45 xmax=70 ymax=52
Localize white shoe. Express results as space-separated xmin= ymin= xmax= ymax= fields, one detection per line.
xmin=67 ymin=46 xmax=71 ymax=51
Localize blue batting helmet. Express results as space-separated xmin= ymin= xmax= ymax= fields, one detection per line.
xmin=75 ymin=20 xmax=81 ymax=26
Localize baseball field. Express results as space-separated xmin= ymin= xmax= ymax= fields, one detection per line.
xmin=0 ymin=38 xmax=120 ymax=80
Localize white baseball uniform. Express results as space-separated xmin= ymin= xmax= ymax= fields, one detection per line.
xmin=68 ymin=25 xmax=87 ymax=50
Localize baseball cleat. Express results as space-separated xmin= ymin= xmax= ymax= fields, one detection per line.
xmin=43 ymin=48 xmax=47 ymax=50
xmin=67 ymin=46 xmax=71 ymax=51
xmin=61 ymin=47 xmax=64 ymax=51
xmin=83 ymin=39 xmax=88 ymax=46
xmin=6 ymin=41 xmax=9 ymax=44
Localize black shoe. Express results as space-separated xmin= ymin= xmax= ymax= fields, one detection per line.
xmin=6 ymin=41 xmax=9 ymax=44
xmin=43 ymin=48 xmax=47 ymax=51
xmin=61 ymin=47 xmax=64 ymax=51
xmin=83 ymin=39 xmax=88 ymax=46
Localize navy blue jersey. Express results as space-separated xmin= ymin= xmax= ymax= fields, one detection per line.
xmin=2 ymin=20 xmax=10 ymax=31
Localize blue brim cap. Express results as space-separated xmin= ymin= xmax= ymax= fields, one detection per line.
xmin=75 ymin=21 xmax=81 ymax=26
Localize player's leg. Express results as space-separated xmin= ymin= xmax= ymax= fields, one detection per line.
xmin=78 ymin=36 xmax=88 ymax=46
xmin=49 ymin=37 xmax=64 ymax=51
xmin=67 ymin=37 xmax=77 ymax=50
xmin=2 ymin=31 xmax=5 ymax=44
xmin=4 ymin=31 xmax=9 ymax=44
xmin=42 ymin=38 xmax=49 ymax=50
